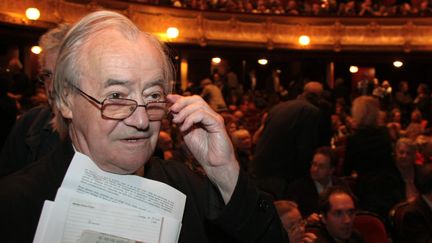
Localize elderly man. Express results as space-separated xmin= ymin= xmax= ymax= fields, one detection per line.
xmin=0 ymin=11 xmax=286 ymax=242
xmin=316 ymin=186 xmax=364 ymax=243
xmin=274 ymin=200 xmax=317 ymax=243
xmin=0 ymin=24 xmax=69 ymax=176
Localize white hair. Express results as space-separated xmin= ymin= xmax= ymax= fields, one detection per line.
xmin=52 ymin=10 xmax=174 ymax=138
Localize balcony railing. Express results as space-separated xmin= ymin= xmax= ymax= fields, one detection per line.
xmin=1 ymin=0 xmax=432 ymax=52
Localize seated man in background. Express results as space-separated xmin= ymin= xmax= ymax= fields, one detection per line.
xmin=0 ymin=11 xmax=287 ymax=242
xmin=316 ymin=186 xmax=364 ymax=243
xmin=394 ymin=137 xmax=419 ymax=202
xmin=0 ymin=24 xmax=70 ymax=176
xmin=274 ymin=200 xmax=317 ymax=243
xmin=285 ymin=146 xmax=348 ymax=218
xmin=398 ymin=163 xmax=432 ymax=243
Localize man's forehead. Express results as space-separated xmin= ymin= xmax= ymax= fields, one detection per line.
xmin=329 ymin=193 xmax=354 ymax=208
xmin=79 ymin=30 xmax=163 ymax=84
xmin=82 ymin=29 xmax=161 ymax=62
xmin=313 ymin=154 xmax=330 ymax=163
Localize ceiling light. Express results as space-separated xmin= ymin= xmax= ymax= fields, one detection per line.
xmin=298 ymin=35 xmax=311 ymax=46
xmin=31 ymin=46 xmax=42 ymax=54
xmin=166 ymin=27 xmax=179 ymax=39
xmin=349 ymin=66 xmax=359 ymax=73
xmin=26 ymin=8 xmax=40 ymax=20
xmin=258 ymin=59 xmax=268 ymax=65
xmin=393 ymin=60 xmax=403 ymax=68
xmin=212 ymin=57 xmax=221 ymax=64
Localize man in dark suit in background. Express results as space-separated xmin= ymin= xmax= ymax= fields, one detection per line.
xmin=252 ymin=81 xmax=323 ymax=198
xmin=0 ymin=24 xmax=69 ymax=177
xmin=285 ymin=147 xmax=348 ymax=218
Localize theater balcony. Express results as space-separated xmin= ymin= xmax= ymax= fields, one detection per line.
xmin=2 ymin=0 xmax=432 ymax=52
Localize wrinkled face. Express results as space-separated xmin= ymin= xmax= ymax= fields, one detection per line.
xmin=323 ymin=193 xmax=356 ymax=241
xmin=61 ymin=30 xmax=165 ymax=174
xmin=395 ymin=143 xmax=415 ymax=168
xmin=310 ymin=153 xmax=334 ymax=184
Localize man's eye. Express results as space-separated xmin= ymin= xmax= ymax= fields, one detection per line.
xmin=147 ymin=92 xmax=163 ymax=101
xmin=333 ymin=211 xmax=343 ymax=217
xmin=108 ymin=93 xmax=122 ymax=99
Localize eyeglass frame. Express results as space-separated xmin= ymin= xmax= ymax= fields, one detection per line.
xmin=70 ymin=84 xmax=169 ymax=121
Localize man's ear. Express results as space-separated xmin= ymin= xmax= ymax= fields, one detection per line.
xmin=58 ymin=95 xmax=73 ymax=119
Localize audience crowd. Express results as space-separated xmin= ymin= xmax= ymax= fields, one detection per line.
xmin=2 ymin=19 xmax=432 ymax=242
xmin=138 ymin=0 xmax=432 ymax=17
xmin=154 ymin=69 xmax=432 ymax=242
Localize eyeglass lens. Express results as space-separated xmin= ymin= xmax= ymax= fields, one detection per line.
xmin=101 ymin=99 xmax=167 ymax=120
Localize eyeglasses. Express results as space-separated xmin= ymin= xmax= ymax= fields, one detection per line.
xmin=72 ymin=85 xmax=168 ymax=121
xmin=37 ymin=70 xmax=53 ymax=86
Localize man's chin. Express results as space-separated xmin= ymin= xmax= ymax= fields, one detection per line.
xmin=339 ymin=229 xmax=352 ymax=240
xmin=97 ymin=156 xmax=149 ymax=175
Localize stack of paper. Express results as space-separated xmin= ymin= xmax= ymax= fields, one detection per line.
xmin=34 ymin=152 xmax=186 ymax=243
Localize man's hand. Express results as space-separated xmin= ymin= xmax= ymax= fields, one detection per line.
xmin=167 ymin=94 xmax=240 ymax=204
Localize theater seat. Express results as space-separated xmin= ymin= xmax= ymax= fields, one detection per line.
xmin=353 ymin=211 xmax=388 ymax=243
xmin=388 ymin=201 xmax=410 ymax=243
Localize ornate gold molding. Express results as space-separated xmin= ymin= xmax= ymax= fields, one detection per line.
xmin=2 ymin=0 xmax=432 ymax=52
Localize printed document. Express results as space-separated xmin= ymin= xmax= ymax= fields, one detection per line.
xmin=34 ymin=152 xmax=186 ymax=243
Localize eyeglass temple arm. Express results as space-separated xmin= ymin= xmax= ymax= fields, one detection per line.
xmin=73 ymin=86 xmax=103 ymax=105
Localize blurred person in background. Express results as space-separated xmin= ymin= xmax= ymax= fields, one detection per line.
xmin=394 ymin=81 xmax=413 ymax=127
xmin=398 ymin=163 xmax=432 ymax=242
xmin=252 ymin=81 xmax=322 ymax=198
xmin=0 ymin=24 xmax=70 ymax=176
xmin=405 ymin=109 xmax=424 ymax=140
xmin=0 ymin=73 xmax=18 ymax=148
xmin=316 ymin=186 xmax=364 ymax=243
xmin=231 ymin=128 xmax=253 ymax=172
xmin=200 ymin=77 xmax=227 ymax=112
xmin=274 ymin=200 xmax=318 ymax=243
xmin=343 ymin=96 xmax=404 ymax=220
xmin=394 ymin=138 xmax=419 ymax=202
xmin=413 ymin=83 xmax=430 ymax=126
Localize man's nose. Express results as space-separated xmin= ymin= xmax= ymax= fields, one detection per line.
xmin=342 ymin=213 xmax=353 ymax=223
xmin=123 ymin=106 xmax=150 ymax=130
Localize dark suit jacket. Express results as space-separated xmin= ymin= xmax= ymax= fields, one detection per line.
xmin=399 ymin=196 xmax=432 ymax=243
xmin=343 ymin=126 xmax=405 ymax=219
xmin=284 ymin=175 xmax=349 ymax=217
xmin=0 ymin=105 xmax=60 ymax=177
xmin=316 ymin=227 xmax=364 ymax=243
xmin=0 ymin=138 xmax=287 ymax=243
xmin=252 ymin=97 xmax=320 ymax=198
